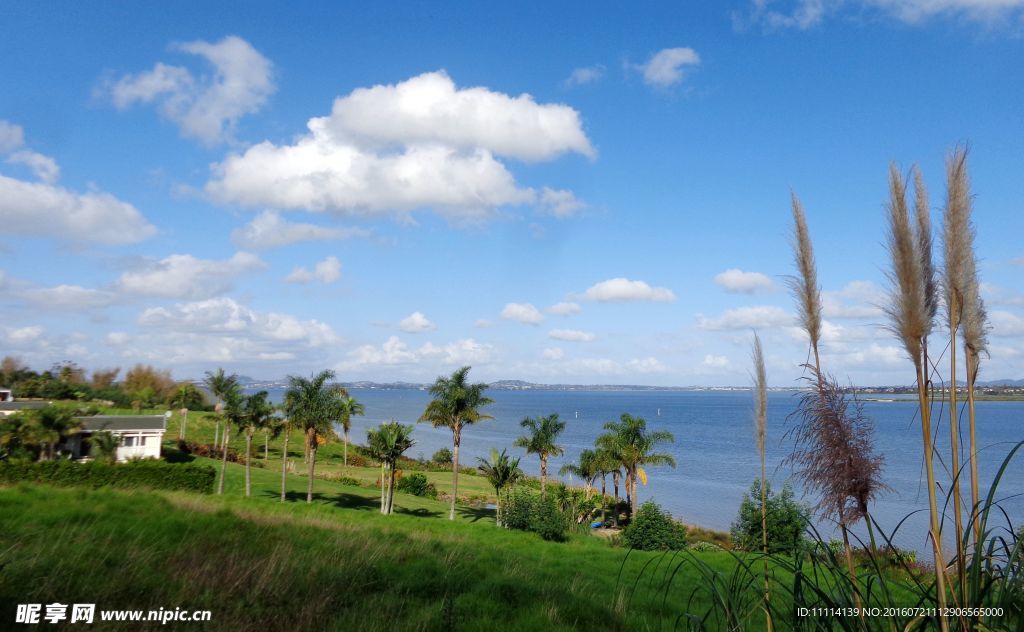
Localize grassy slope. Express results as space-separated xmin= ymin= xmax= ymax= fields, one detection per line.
xmin=0 ymin=454 xmax=753 ymax=631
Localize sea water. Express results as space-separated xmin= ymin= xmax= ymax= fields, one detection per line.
xmin=258 ymin=387 xmax=1023 ymax=558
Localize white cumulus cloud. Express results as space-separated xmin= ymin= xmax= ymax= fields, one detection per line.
xmin=0 ymin=120 xmax=25 ymax=153
xmin=564 ymin=65 xmax=606 ymax=87
xmin=22 ymin=285 xmax=118 ymax=310
xmin=285 ymin=255 xmax=342 ymax=285
xmin=697 ymin=306 xmax=794 ymax=330
xmin=501 ymin=302 xmax=545 ymax=325
xmin=546 ymin=301 xmax=581 ymax=316
xmin=635 ymin=47 xmax=701 ymax=87
xmin=580 ymin=278 xmax=676 ymax=303
xmin=104 ymin=35 xmax=275 ymax=146
xmin=0 ymin=173 xmax=156 ymax=244
xmin=549 ymin=329 xmax=596 ymax=342
xmin=714 ymin=269 xmax=775 ymax=294
xmin=340 ymin=336 xmax=494 ymax=369
xmin=542 ymin=347 xmax=565 ymax=360
xmin=206 ymin=71 xmax=590 ymax=221
xmin=399 ymin=311 xmax=437 ymax=333
xmin=703 ymin=354 xmax=731 ymax=369
xmin=231 ymin=210 xmax=368 ymax=250
xmin=118 ymin=251 xmax=265 ymax=299
xmin=6 ymin=150 xmax=59 ymax=184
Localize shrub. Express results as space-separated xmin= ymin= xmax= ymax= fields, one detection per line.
xmin=432 ymin=447 xmax=453 ymax=465
xmin=396 ymin=472 xmax=437 ymax=498
xmin=0 ymin=460 xmax=216 ymax=493
xmin=690 ymin=541 xmax=724 ymax=552
xmin=531 ymin=495 xmax=569 ymax=542
xmin=622 ymin=501 xmax=688 ymax=551
xmin=345 ymin=454 xmax=368 ymax=468
xmin=502 ymin=487 xmax=536 ymax=531
xmin=730 ymin=479 xmax=810 ymax=554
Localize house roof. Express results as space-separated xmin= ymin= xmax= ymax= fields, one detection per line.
xmin=77 ymin=415 xmax=167 ymax=432
xmin=0 ymin=401 xmax=50 ymax=412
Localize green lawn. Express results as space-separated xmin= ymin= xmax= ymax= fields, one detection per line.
xmin=0 ymin=457 xmax=754 ymax=631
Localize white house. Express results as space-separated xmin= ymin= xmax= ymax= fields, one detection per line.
xmin=65 ymin=415 xmax=168 ymax=462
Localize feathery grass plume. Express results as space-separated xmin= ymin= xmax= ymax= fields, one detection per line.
xmin=914 ymin=167 xmax=939 ymax=334
xmin=787 ymin=194 xmax=823 ymax=365
xmin=750 ymin=332 xmax=771 ymax=632
xmin=885 ymin=162 xmax=948 ymax=628
xmin=947 ymin=146 xmax=990 ymax=546
xmin=786 ymin=371 xmax=886 ymax=525
xmin=885 ymin=165 xmax=929 ymax=363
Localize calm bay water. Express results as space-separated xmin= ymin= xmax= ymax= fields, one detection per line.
xmin=259 ymin=387 xmax=1023 ymax=557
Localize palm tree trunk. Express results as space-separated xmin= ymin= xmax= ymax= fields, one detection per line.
xmin=214 ymin=421 xmax=220 ymax=450
xmin=344 ymin=429 xmax=349 ymax=467
xmin=380 ymin=462 xmax=387 ymax=513
xmin=612 ymin=471 xmax=620 ymax=526
xmin=495 ymin=490 xmax=502 ymax=527
xmin=306 ymin=430 xmax=316 ymax=503
xmin=387 ymin=465 xmax=396 ymax=514
xmin=600 ymin=475 xmax=607 ymax=524
xmin=245 ymin=429 xmax=253 ymax=497
xmin=280 ymin=426 xmax=289 ymax=502
xmin=264 ymin=431 xmax=269 ymax=462
xmin=449 ymin=431 xmax=460 ymax=521
xmin=218 ymin=425 xmax=230 ymax=495
xmin=540 ymin=453 xmax=548 ymax=497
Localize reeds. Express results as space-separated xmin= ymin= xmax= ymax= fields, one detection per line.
xmin=787 ymin=193 xmax=823 ymax=368
xmin=885 ymin=163 xmax=948 ymax=629
xmin=945 ymin=148 xmax=989 ymax=546
xmin=751 ymin=332 xmax=771 ymax=632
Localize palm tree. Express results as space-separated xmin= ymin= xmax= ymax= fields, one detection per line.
xmin=217 ymin=384 xmax=244 ymax=495
xmin=367 ymin=421 xmax=415 ymax=515
xmin=241 ymin=391 xmax=276 ymax=497
xmin=91 ymin=430 xmax=119 ymax=464
xmin=419 ymin=366 xmax=494 ymax=520
xmin=599 ymin=413 xmax=676 ymax=518
xmin=478 ymin=448 xmax=523 ymax=527
xmin=338 ymin=394 xmax=365 ymax=467
xmin=169 ymin=383 xmax=202 ymax=441
xmin=284 ymin=369 xmax=347 ymax=503
xmin=276 ymin=404 xmax=294 ymax=503
xmin=592 ymin=445 xmax=623 ymax=524
xmin=514 ymin=413 xmax=566 ymax=496
xmin=204 ymin=368 xmax=239 ymax=450
xmin=559 ymin=448 xmax=599 ymax=499
xmin=31 ymin=404 xmax=82 ymax=461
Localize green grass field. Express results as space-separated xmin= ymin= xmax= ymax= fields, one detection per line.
xmin=0 ymin=454 xmax=754 ymax=631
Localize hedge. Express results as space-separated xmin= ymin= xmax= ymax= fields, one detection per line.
xmin=0 ymin=460 xmax=216 ymax=494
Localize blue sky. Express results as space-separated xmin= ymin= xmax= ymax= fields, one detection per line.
xmin=2 ymin=1 xmax=1023 ymax=386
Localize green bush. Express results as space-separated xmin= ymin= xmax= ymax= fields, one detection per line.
xmin=502 ymin=487 xmax=536 ymax=531
xmin=432 ymin=447 xmax=453 ymax=465
xmin=531 ymin=495 xmax=569 ymax=542
xmin=622 ymin=501 xmax=688 ymax=551
xmin=690 ymin=541 xmax=724 ymax=552
xmin=396 ymin=472 xmax=437 ymax=498
xmin=730 ymin=479 xmax=810 ymax=554
xmin=0 ymin=460 xmax=216 ymax=494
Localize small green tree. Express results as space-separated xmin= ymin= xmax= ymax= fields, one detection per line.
xmin=432 ymin=447 xmax=453 ymax=465
xmin=622 ymin=501 xmax=688 ymax=551
xmin=514 ymin=413 xmax=566 ymax=496
xmin=730 ymin=480 xmax=810 ymax=554
xmin=91 ymin=431 xmax=119 ymax=464
xmin=477 ymin=448 xmax=523 ymax=527
xmin=367 ymin=421 xmax=415 ymax=515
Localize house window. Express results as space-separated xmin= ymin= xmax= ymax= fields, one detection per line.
xmin=123 ymin=436 xmax=137 ymax=447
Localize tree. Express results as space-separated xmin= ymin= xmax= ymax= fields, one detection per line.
xmin=593 ymin=443 xmax=624 ymax=525
xmin=241 ymin=391 xmax=276 ymax=497
xmin=514 ymin=413 xmax=566 ymax=496
xmin=598 ymin=413 xmax=676 ymax=518
xmin=419 ymin=366 xmax=494 ymax=520
xmin=337 ymin=394 xmax=365 ymax=467
xmin=28 ymin=404 xmax=83 ymax=461
xmin=0 ymin=411 xmax=38 ymax=461
xmin=730 ymin=480 xmax=810 ymax=555
xmin=477 ymin=448 xmax=523 ymax=527
xmin=217 ymin=385 xmax=244 ymax=495
xmin=91 ymin=431 xmax=119 ymax=464
xmin=367 ymin=421 xmax=415 ymax=515
xmin=204 ymin=368 xmax=239 ymax=451
xmin=558 ymin=448 xmax=598 ymax=499
xmin=89 ymin=367 xmax=120 ymax=389
xmin=123 ymin=364 xmax=175 ymax=406
xmin=168 ymin=383 xmax=205 ymax=441
xmin=284 ymin=370 xmax=347 ymax=503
